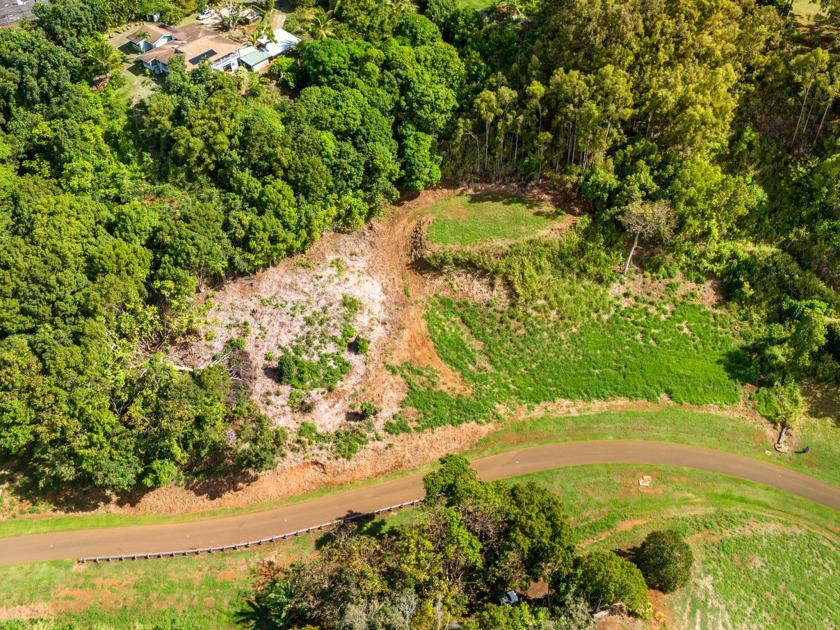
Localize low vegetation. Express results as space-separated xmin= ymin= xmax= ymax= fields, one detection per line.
xmin=423 ymin=193 xmax=559 ymax=246
xmin=395 ymin=295 xmax=743 ymax=431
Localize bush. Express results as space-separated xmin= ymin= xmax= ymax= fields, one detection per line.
xmin=754 ymin=380 xmax=804 ymax=428
xmin=354 ymin=336 xmax=370 ymax=354
xmin=577 ymin=551 xmax=648 ymax=614
xmin=635 ymin=530 xmax=693 ymax=593
xmin=359 ymin=401 xmax=379 ymax=419
xmin=277 ymin=351 xmax=298 ymax=385
xmin=333 ymin=425 xmax=368 ymax=459
xmin=384 ymin=414 xmax=412 ymax=435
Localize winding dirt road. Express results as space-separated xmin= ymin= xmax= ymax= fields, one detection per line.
xmin=1 ymin=441 xmax=837 ymax=566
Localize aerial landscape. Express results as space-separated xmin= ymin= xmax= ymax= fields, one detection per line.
xmin=0 ymin=0 xmax=838 ymax=627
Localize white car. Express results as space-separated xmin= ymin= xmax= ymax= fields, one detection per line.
xmin=197 ymin=9 xmax=215 ymax=20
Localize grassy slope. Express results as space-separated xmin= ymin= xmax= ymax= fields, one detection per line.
xmin=396 ymin=296 xmax=743 ymax=432
xmin=456 ymin=0 xmax=499 ymax=13
xmin=513 ymin=465 xmax=840 ymax=630
xmin=423 ymin=193 xmax=558 ymax=246
xmin=3 ymin=466 xmax=836 ymax=629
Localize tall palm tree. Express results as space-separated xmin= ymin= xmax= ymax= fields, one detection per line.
xmin=86 ymin=38 xmax=124 ymax=78
xmin=304 ymin=11 xmax=337 ymax=40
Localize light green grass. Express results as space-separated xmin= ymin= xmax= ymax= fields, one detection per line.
xmin=471 ymin=410 xmax=840 ymax=487
xmin=394 ymin=296 xmax=743 ymax=431
xmin=0 ymin=535 xmax=312 ymax=628
xmin=423 ymin=193 xmax=559 ymax=246
xmin=793 ymin=0 xmax=822 ymax=23
xmin=511 ymin=465 xmax=840 ymax=630
xmin=456 ymin=0 xmax=498 ymax=12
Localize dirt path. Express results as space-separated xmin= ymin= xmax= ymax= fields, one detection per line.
xmin=2 ymin=441 xmax=837 ymax=566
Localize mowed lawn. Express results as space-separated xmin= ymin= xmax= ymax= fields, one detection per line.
xmin=514 ymin=465 xmax=840 ymax=630
xmin=423 ymin=193 xmax=560 ymax=246
xmin=456 ymin=0 xmax=499 ymax=12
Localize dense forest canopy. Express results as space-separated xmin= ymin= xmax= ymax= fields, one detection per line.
xmin=0 ymin=0 xmax=838 ymax=492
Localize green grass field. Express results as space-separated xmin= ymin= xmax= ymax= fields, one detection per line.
xmin=2 ymin=466 xmax=836 ymax=629
xmin=423 ymin=193 xmax=559 ymax=246
xmin=513 ymin=465 xmax=840 ymax=630
xmin=394 ymin=295 xmax=743 ymax=431
xmin=793 ymin=0 xmax=822 ymax=23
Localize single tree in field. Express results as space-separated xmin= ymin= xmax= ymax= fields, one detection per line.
xmin=619 ymin=199 xmax=676 ymax=275
xmin=635 ymin=529 xmax=693 ymax=593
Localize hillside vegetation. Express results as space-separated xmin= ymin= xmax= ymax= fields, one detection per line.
xmin=0 ymin=0 xmax=837 ymax=497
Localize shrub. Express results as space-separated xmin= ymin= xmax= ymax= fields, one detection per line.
xmin=754 ymin=380 xmax=804 ymax=428
xmin=225 ymin=337 xmax=246 ymax=351
xmin=577 ymin=551 xmax=648 ymax=614
xmin=277 ymin=351 xmax=297 ymax=385
xmin=354 ymin=336 xmax=370 ymax=354
xmin=635 ymin=529 xmax=694 ymax=593
xmin=333 ymin=425 xmax=368 ymax=459
xmin=342 ymin=294 xmax=362 ymax=313
xmin=384 ymin=414 xmax=412 ymax=435
xmin=359 ymin=401 xmax=379 ymax=419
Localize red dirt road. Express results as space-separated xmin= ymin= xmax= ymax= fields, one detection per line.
xmin=1 ymin=441 xmax=837 ymax=566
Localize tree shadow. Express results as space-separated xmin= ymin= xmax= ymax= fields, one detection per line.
xmin=344 ymin=411 xmax=364 ymax=423
xmin=263 ymin=365 xmax=281 ymax=381
xmin=465 ymin=191 xmax=541 ymax=209
xmin=235 ymin=597 xmax=275 ymax=630
xmin=396 ymin=189 xmax=422 ymax=206
xmin=801 ymin=381 xmax=840 ymax=428
xmin=0 ymin=457 xmax=262 ymax=513
xmin=720 ymin=346 xmax=761 ymax=386
xmin=183 ymin=469 xmax=259 ymax=500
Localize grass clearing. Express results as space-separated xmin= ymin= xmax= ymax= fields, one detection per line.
xmin=0 ymin=536 xmax=312 ymax=628
xmin=793 ymin=0 xmax=822 ymax=23
xmin=395 ymin=296 xmax=743 ymax=430
xmin=511 ymin=465 xmax=840 ymax=630
xmin=422 ymin=193 xmax=559 ymax=246
xmin=457 ymin=0 xmax=497 ymax=10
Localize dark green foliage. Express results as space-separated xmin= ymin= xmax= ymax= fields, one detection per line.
xmin=635 ymin=529 xmax=694 ymax=593
xmin=359 ymin=401 xmax=378 ymax=418
xmin=275 ymin=350 xmax=351 ymax=392
xmin=332 ymin=424 xmax=369 ymax=459
xmin=251 ymin=458 xmax=593 ymax=629
xmin=576 ymin=551 xmax=648 ymax=614
xmin=394 ymin=14 xmax=442 ymax=47
xmin=301 ymin=39 xmax=350 ymax=84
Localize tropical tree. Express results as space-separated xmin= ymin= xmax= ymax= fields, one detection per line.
xmin=304 ymin=10 xmax=338 ymax=40
xmin=619 ymin=199 xmax=676 ymax=275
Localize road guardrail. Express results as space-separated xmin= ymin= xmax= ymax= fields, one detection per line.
xmin=78 ymin=498 xmax=425 ymax=564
